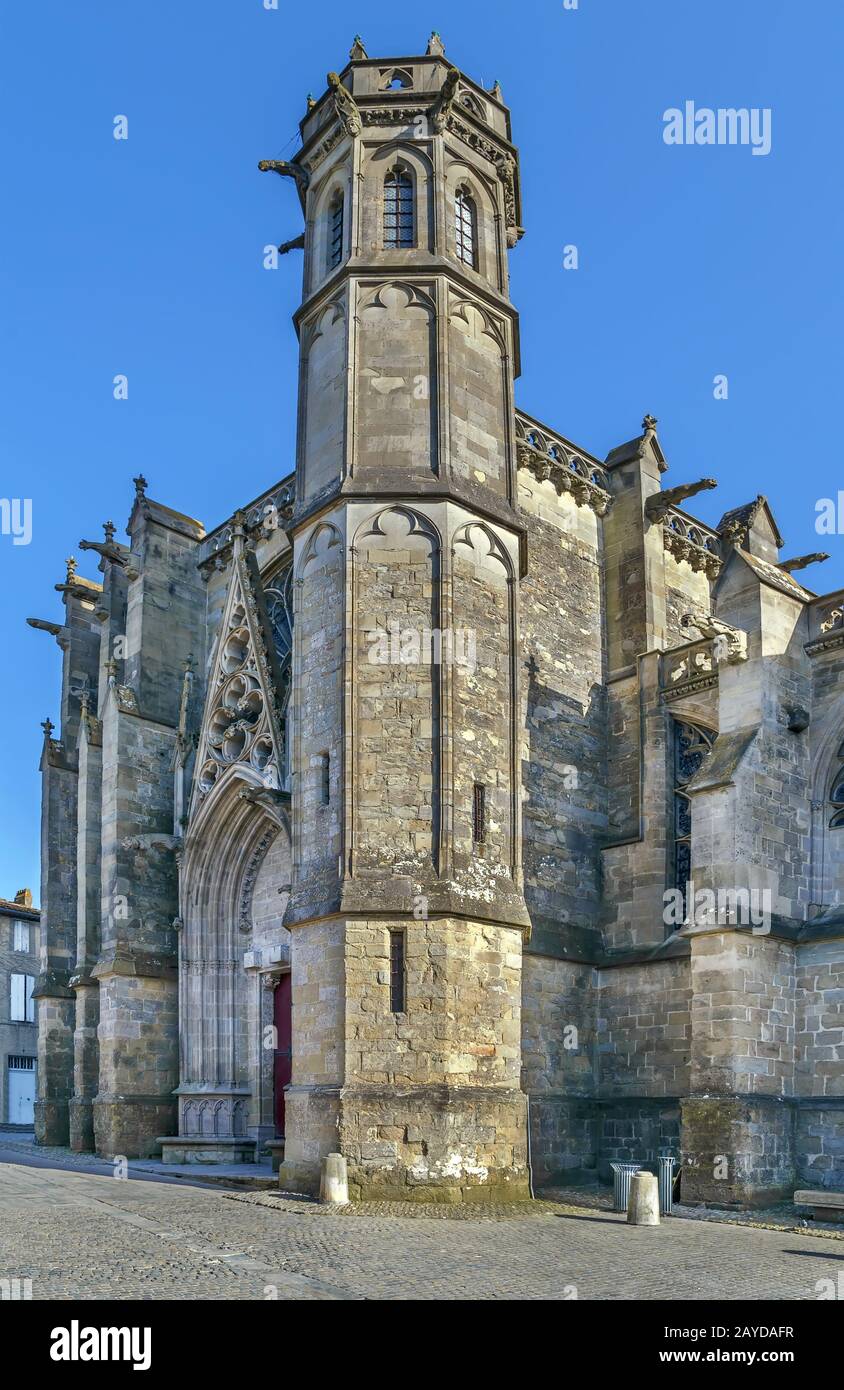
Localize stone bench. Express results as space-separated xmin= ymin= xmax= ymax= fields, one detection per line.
xmin=794 ymin=1190 xmax=844 ymax=1222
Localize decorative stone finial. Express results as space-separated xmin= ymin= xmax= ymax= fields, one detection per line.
xmin=133 ymin=474 xmax=148 ymax=497
xmin=41 ymin=717 xmax=54 ymax=739
xmin=427 ymin=31 xmax=446 ymax=57
xmin=103 ymin=520 xmax=116 ymax=544
xmin=490 ymin=79 xmax=503 ymax=101
xmin=349 ymin=35 xmax=368 ymax=60
xmin=642 ymin=414 xmax=658 ymax=434
xmin=65 ymin=555 xmax=78 ymax=584
xmin=306 ymin=92 xmax=317 ymax=110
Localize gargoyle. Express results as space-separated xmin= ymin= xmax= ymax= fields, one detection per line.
xmin=27 ymin=617 xmax=62 ymax=637
xmin=278 ymin=233 xmax=305 ymax=255
xmin=327 ymin=71 xmax=362 ymax=137
xmin=79 ymin=537 xmax=128 ymax=566
xmin=681 ymin=610 xmax=748 ymax=664
xmin=258 ymin=159 xmax=310 ymax=194
xmin=778 ymin=552 xmax=830 ymax=574
xmin=645 ymin=478 xmax=717 ymax=523
xmin=431 ymin=66 xmax=460 ymax=133
xmin=121 ymin=833 xmax=181 ymax=854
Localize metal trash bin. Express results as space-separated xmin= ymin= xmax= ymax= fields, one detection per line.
xmin=658 ymin=1155 xmax=676 ymax=1215
xmin=610 ymin=1161 xmax=641 ymax=1213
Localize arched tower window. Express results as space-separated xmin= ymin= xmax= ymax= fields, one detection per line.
xmin=328 ymin=191 xmax=344 ymax=270
xmin=673 ymin=719 xmax=715 ymax=918
xmin=384 ymin=166 xmax=414 ymax=248
xmin=829 ymin=742 xmax=844 ymax=827
xmin=264 ymin=565 xmax=294 ymax=787
xmin=455 ymin=186 xmax=478 ymax=268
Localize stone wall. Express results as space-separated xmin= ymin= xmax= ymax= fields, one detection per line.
xmin=517 ymin=478 xmax=605 ymax=957
xmin=341 ymin=915 xmax=527 ymax=1200
xmin=795 ymin=939 xmax=844 ymax=1188
xmin=521 ymin=953 xmax=596 ymax=1182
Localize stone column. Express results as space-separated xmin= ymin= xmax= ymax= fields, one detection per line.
xmin=69 ymin=707 xmax=102 ymax=1151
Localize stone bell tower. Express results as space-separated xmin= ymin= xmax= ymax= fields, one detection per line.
xmin=264 ymin=33 xmax=532 ymax=1199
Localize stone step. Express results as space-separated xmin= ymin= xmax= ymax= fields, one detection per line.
xmin=131 ymin=1158 xmax=277 ymax=1191
xmin=794 ymin=1190 xmax=844 ymax=1221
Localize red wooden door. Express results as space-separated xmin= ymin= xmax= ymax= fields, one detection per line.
xmin=273 ymin=974 xmax=292 ymax=1137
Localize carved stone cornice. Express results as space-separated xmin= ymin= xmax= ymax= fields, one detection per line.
xmin=663 ymin=528 xmax=721 ymax=579
xmin=359 ymin=106 xmax=425 ymax=128
xmin=517 ymin=441 xmax=612 ymax=516
xmin=447 ymin=111 xmax=510 ymax=167
xmin=662 ymin=513 xmax=722 ymax=579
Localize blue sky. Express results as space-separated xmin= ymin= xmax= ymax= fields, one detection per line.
xmin=1 ymin=0 xmax=841 ymax=900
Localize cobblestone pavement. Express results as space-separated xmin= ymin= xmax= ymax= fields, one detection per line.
xmin=2 ymin=1143 xmax=843 ymax=1301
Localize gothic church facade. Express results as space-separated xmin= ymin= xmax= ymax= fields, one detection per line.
xmin=30 ymin=36 xmax=844 ymax=1204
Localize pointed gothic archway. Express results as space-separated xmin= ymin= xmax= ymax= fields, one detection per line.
xmin=160 ymin=764 xmax=292 ymax=1164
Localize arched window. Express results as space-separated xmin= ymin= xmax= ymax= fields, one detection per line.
xmin=384 ymin=166 xmax=414 ymax=248
xmin=455 ymin=186 xmax=477 ymax=268
xmin=829 ymin=742 xmax=844 ymax=827
xmin=328 ymin=191 xmax=344 ymax=270
xmin=673 ymin=720 xmax=715 ymax=916
xmin=383 ymin=68 xmax=412 ymax=90
xmin=265 ymin=565 xmax=294 ymax=787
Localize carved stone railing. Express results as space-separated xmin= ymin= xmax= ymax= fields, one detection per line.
xmin=660 ymin=637 xmax=719 ymax=702
xmin=199 ymin=478 xmax=295 ymax=574
xmin=515 ymin=414 xmax=612 ymax=517
xmin=662 ymin=508 xmax=722 ymax=579
xmin=806 ymin=591 xmax=844 ymax=655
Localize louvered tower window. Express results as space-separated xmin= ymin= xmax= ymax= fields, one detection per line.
xmin=328 ymin=192 xmax=344 ymax=270
xmin=455 ymin=186 xmax=477 ymax=268
xmin=384 ymin=167 xmax=414 ymax=248
xmin=673 ymin=720 xmax=714 ymax=922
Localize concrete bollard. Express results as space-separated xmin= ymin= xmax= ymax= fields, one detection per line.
xmin=319 ymin=1152 xmax=349 ymax=1204
xmin=627 ymin=1170 xmax=660 ymax=1226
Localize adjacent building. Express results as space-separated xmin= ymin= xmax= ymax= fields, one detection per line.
xmin=0 ymin=889 xmax=40 ymax=1127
